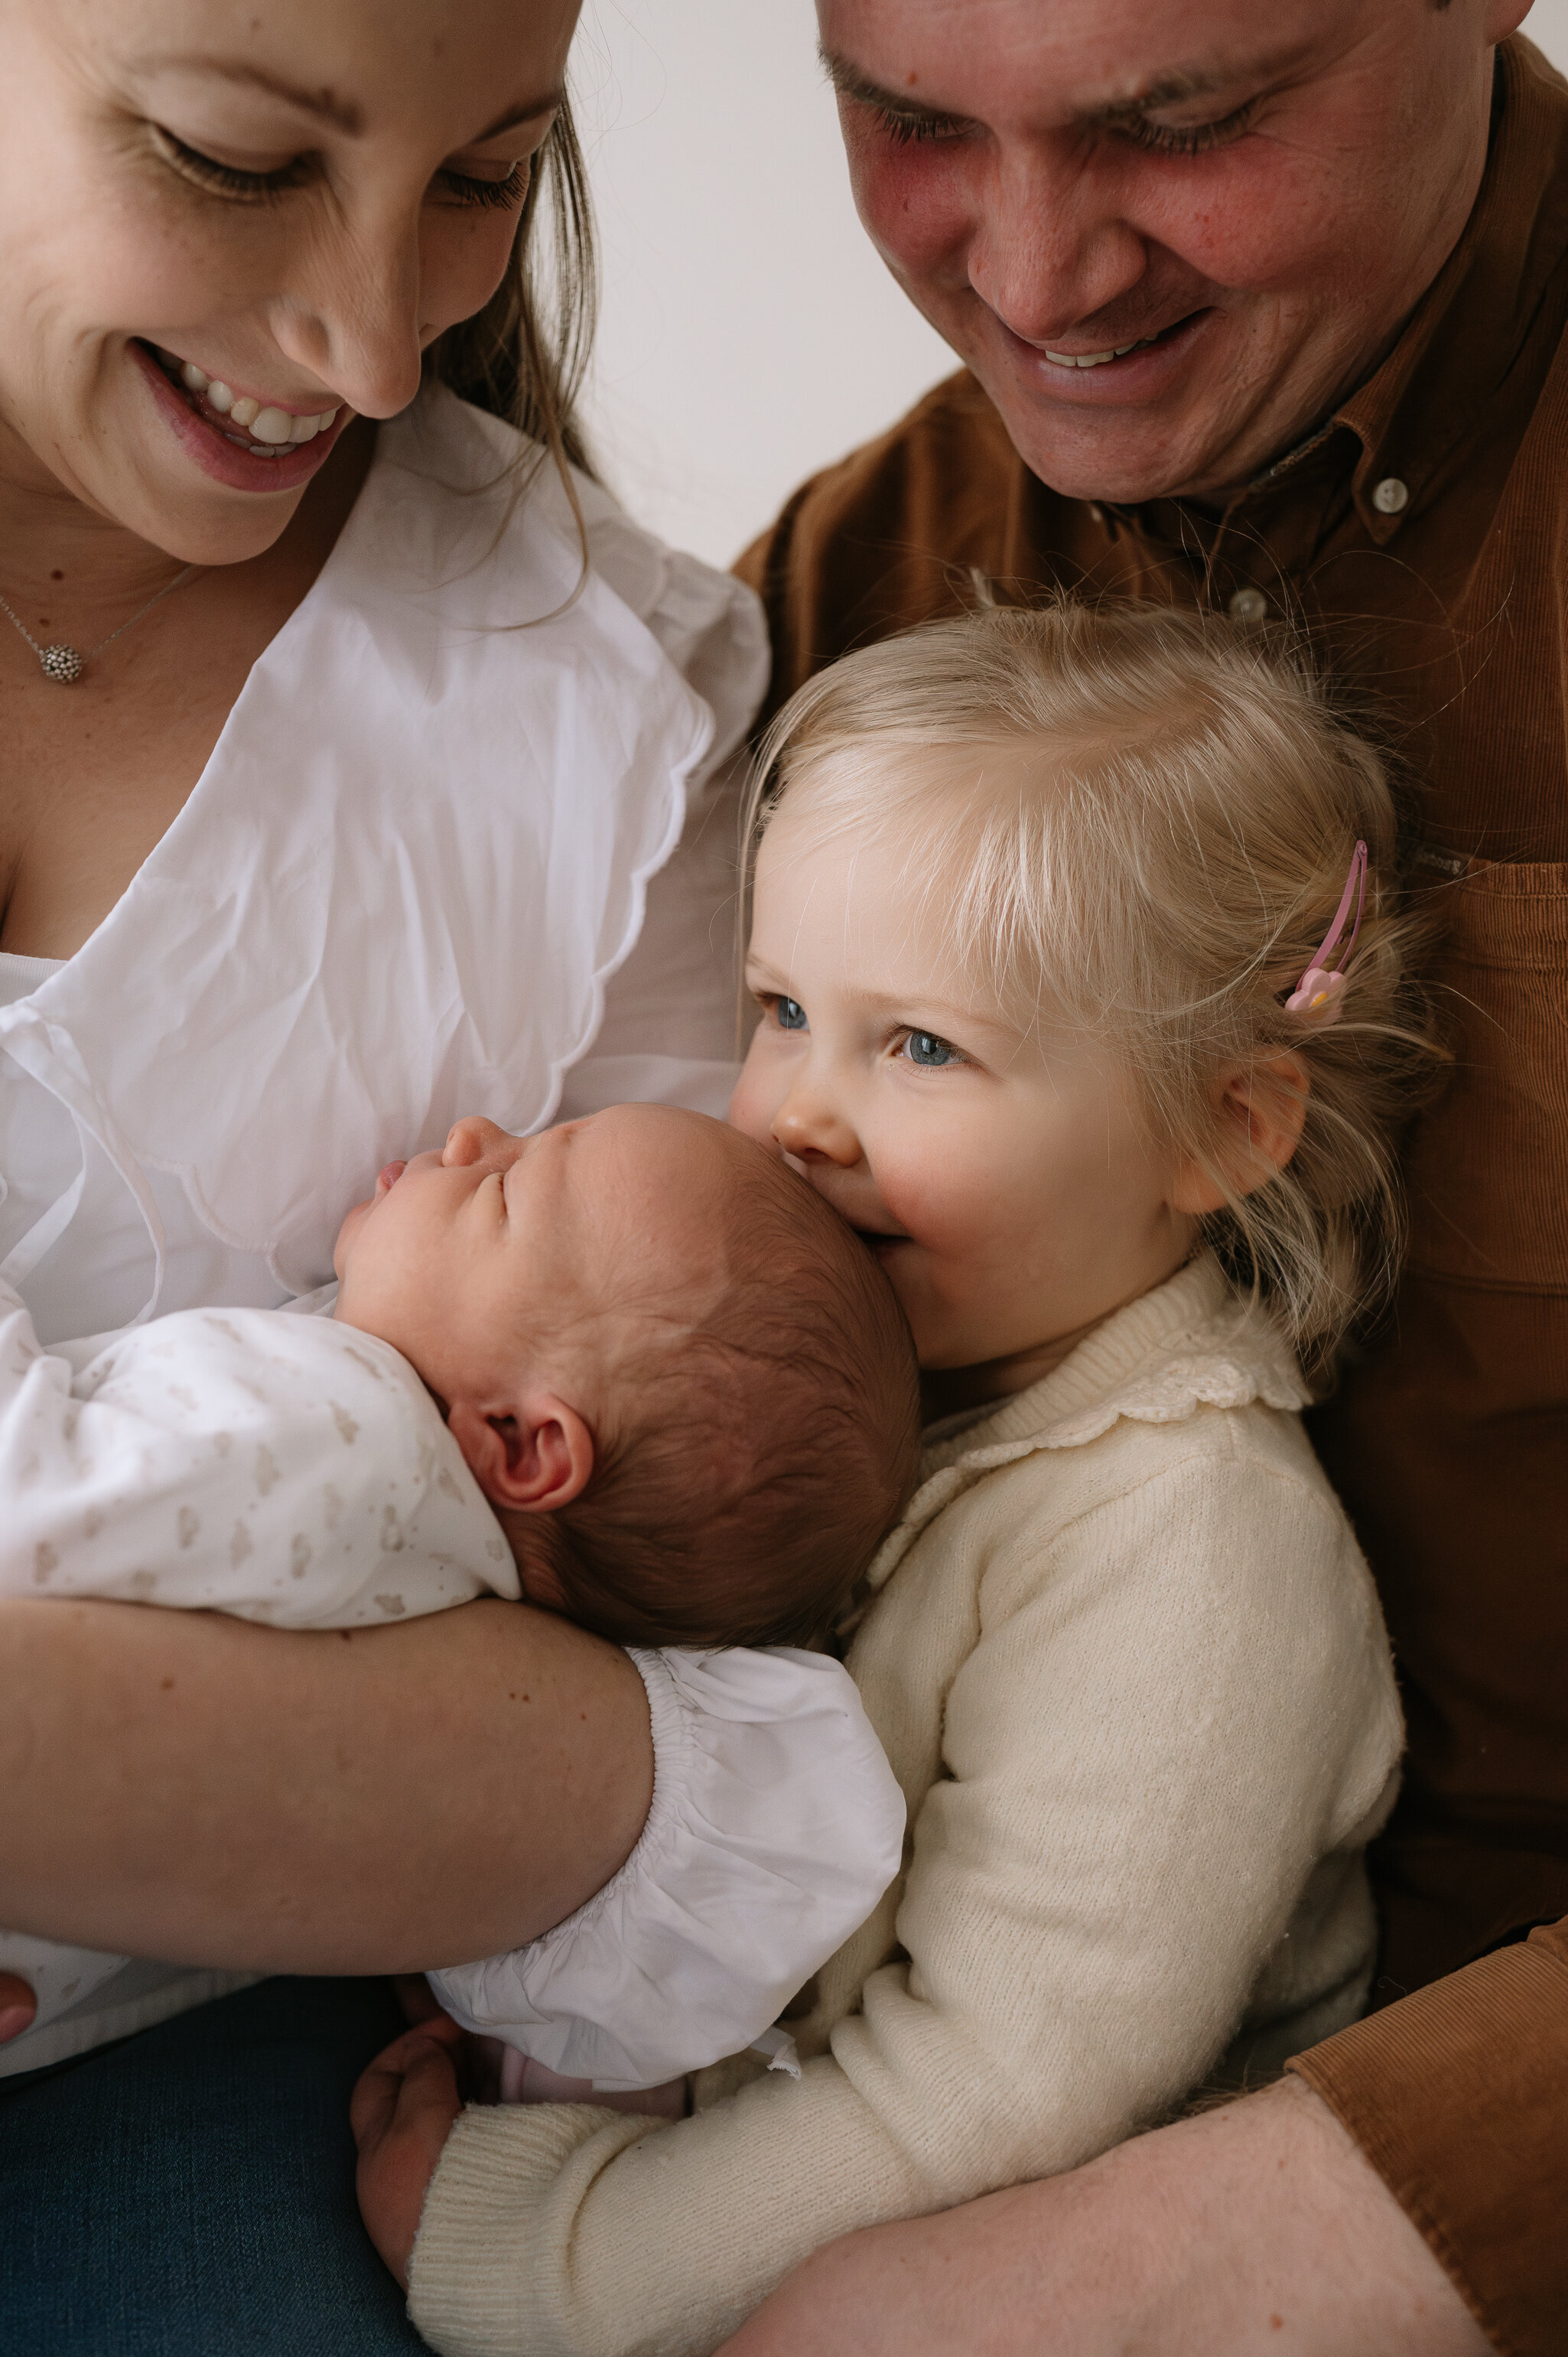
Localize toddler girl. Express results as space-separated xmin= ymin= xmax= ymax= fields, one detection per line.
xmin=380 ymin=601 xmax=1436 ymax=2357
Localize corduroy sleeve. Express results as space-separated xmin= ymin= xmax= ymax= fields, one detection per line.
xmin=1287 ymin=1917 xmax=1568 ymax=2357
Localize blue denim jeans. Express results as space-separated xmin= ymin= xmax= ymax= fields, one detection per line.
xmin=0 ymin=1975 xmax=432 ymax=2355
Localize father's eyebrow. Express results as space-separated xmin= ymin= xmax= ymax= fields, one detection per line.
xmin=136 ymin=59 xmax=564 ymax=142
xmin=820 ymin=42 xmax=1231 ymax=133
xmin=820 ymin=47 xmax=971 ymax=130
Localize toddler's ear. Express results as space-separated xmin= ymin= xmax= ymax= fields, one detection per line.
xmin=1170 ymin=1053 xmax=1309 ymax=1216
xmin=447 ymin=1394 xmax=595 ymax=1516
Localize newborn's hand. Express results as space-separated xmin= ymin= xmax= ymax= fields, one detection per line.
xmin=352 ymin=2014 xmax=465 ymax=2290
xmin=0 ymin=1972 xmax=36 ymax=2043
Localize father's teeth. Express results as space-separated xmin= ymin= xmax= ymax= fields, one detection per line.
xmin=319 ymin=407 xmax=338 ymax=430
xmin=180 ymin=360 xmax=210 ymax=394
xmin=289 ymin=412 xmax=320 ymax=442
xmin=1043 ymin=335 xmax=1160 ymax=369
xmin=251 ymin=405 xmax=294 ymax=445
xmin=229 ymin=396 xmax=260 ymax=428
xmin=207 ymin=381 xmax=235 ymax=414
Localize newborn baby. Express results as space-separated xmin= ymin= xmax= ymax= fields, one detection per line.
xmin=0 ymin=1104 xmax=917 ymax=2093
xmin=332 ymin=1103 xmax=919 ymax=1649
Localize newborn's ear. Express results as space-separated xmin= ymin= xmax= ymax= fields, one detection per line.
xmin=447 ymin=1394 xmax=595 ymax=1516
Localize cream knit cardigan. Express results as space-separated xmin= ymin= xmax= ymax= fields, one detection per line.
xmin=409 ymin=1258 xmax=1404 ymax=2357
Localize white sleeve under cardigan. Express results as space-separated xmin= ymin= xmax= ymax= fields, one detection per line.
xmin=408 ymin=1258 xmax=1405 ymax=2357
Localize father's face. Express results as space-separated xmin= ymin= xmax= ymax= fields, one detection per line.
xmin=821 ymin=0 xmax=1527 ymax=503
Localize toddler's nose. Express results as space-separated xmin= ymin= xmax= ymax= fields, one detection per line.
xmin=773 ymin=1084 xmax=861 ymax=1167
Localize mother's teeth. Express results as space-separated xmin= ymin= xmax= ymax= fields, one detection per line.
xmin=158 ymin=352 xmax=341 ymax=442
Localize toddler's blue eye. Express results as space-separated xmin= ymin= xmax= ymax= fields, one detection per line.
xmin=905 ymin=1030 xmax=958 ymax=1066
xmin=776 ymin=998 xmax=808 ymax=1031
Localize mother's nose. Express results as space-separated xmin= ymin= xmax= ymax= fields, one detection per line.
xmin=269 ymin=213 xmax=426 ymax=422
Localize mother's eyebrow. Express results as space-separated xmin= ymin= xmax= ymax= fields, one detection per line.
xmin=132 ymin=58 xmax=564 ymax=143
xmin=135 ymin=57 xmax=366 ymax=132
xmin=471 ymin=92 xmax=568 ymax=142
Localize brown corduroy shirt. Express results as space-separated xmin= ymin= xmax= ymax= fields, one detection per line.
xmin=737 ymin=35 xmax=1568 ymax=2354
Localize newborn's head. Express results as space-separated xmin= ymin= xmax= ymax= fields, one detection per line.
xmin=333 ymin=1104 xmax=920 ymax=1647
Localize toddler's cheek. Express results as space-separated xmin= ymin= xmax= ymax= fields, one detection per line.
xmin=727 ymin=1066 xmax=780 ymax=1148
xmin=875 ymin=1248 xmax=944 ymax=1362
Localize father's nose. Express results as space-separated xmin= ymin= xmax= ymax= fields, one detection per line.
xmin=969 ymin=145 xmax=1148 ymax=350
xmin=773 ymin=1076 xmax=861 ymax=1167
xmin=441 ymin=1115 xmax=512 ymax=1168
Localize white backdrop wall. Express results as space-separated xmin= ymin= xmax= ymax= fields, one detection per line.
xmin=574 ymin=2 xmax=1568 ymax=570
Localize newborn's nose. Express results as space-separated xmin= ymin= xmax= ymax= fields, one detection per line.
xmin=442 ymin=1115 xmax=514 ymax=1169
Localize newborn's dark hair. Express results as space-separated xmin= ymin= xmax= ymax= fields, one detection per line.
xmin=508 ymin=1138 xmax=922 ymax=1649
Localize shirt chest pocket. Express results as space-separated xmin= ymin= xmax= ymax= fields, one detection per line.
xmin=1404 ymin=861 xmax=1568 ymax=1290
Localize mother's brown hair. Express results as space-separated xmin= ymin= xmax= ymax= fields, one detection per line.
xmin=428 ymin=103 xmax=597 ymax=484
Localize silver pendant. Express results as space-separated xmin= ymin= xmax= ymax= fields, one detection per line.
xmin=39 ymin=643 xmax=85 ymax=684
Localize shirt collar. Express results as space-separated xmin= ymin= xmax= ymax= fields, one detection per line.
xmin=1323 ymin=35 xmax=1568 ymax=545
xmin=1095 ymin=37 xmax=1568 ymax=553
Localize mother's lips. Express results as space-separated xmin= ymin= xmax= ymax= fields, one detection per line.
xmin=148 ymin=344 xmax=343 ymax=454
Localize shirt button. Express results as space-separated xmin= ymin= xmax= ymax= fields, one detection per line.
xmin=1087 ymin=503 xmax=1104 ymax=524
xmin=1371 ymin=476 xmax=1410 ymax=514
xmin=1228 ymin=586 xmax=1268 ymax=624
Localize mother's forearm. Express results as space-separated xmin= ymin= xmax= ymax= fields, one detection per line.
xmin=0 ymin=1597 xmax=651 ymax=1972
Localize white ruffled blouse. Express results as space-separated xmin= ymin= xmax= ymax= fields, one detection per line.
xmin=0 ymin=381 xmax=808 ymax=2075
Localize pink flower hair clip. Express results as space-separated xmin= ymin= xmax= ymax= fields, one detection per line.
xmin=1286 ymin=840 xmax=1368 ymax=1025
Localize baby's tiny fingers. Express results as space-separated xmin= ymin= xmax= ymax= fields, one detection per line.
xmin=392 ymin=1972 xmax=445 ymax=2027
xmin=0 ymin=1972 xmax=37 ymax=2044
xmin=351 ymin=2019 xmax=464 ymax=2151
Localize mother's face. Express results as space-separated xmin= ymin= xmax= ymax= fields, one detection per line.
xmin=822 ymin=0 xmax=1527 ymax=504
xmin=0 ymin=0 xmax=578 ymax=563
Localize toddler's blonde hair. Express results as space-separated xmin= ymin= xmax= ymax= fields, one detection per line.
xmin=747 ymin=600 xmax=1443 ymax=1369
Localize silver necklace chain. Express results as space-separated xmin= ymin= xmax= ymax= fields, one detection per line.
xmin=0 ymin=564 xmax=200 ymax=684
